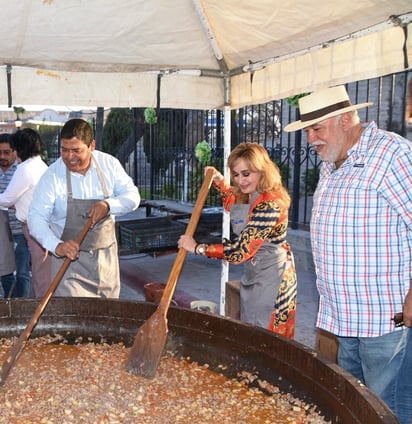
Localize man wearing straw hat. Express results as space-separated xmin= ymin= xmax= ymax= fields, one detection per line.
xmin=285 ymin=85 xmax=411 ymax=424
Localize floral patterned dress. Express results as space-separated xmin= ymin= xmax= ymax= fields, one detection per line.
xmin=204 ymin=181 xmax=297 ymax=338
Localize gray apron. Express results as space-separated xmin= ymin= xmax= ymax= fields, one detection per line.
xmin=53 ymin=155 xmax=120 ymax=298
xmin=230 ymin=199 xmax=286 ymax=328
xmin=0 ymin=209 xmax=15 ymax=277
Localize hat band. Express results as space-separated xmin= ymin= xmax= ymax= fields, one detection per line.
xmin=300 ymin=100 xmax=352 ymax=122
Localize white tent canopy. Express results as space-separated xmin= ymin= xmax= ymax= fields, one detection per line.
xmin=0 ymin=0 xmax=411 ymax=110
xmin=1 ymin=0 xmax=411 ymax=313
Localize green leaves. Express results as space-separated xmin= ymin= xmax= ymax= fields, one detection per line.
xmin=144 ymin=108 xmax=157 ymax=125
xmin=286 ymin=93 xmax=310 ymax=108
xmin=13 ymin=106 xmax=26 ymax=115
xmin=195 ymin=140 xmax=211 ymax=165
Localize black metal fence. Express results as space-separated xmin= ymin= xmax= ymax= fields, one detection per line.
xmin=47 ymin=70 xmax=412 ymax=230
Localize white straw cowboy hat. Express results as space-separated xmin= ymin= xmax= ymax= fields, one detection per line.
xmin=284 ymin=85 xmax=373 ymax=132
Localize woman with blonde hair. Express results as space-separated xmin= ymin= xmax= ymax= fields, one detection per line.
xmin=179 ymin=142 xmax=297 ymax=337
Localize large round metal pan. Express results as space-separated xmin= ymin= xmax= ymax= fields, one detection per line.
xmin=0 ymin=298 xmax=398 ymax=424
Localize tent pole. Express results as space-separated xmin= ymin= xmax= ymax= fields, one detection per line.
xmin=6 ymin=65 xmax=12 ymax=108
xmin=219 ymin=76 xmax=231 ymax=315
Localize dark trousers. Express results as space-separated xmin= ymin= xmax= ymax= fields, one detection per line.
xmin=1 ymin=233 xmax=32 ymax=297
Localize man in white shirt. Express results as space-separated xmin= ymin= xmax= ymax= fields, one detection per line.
xmin=0 ymin=129 xmax=50 ymax=296
xmin=28 ymin=118 xmax=140 ymax=298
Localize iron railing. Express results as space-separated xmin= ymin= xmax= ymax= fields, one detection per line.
xmin=47 ymin=70 xmax=412 ymax=230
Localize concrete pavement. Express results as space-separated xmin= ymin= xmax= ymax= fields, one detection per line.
xmin=119 ymin=250 xmax=319 ymax=349
xmin=117 ymin=202 xmax=320 ymax=350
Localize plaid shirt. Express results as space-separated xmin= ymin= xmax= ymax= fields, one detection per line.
xmin=311 ymin=121 xmax=412 ymax=337
xmin=0 ymin=161 xmax=22 ymax=235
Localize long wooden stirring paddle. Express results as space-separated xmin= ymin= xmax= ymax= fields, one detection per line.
xmin=0 ymin=217 xmax=93 ymax=386
xmin=126 ymin=169 xmax=214 ymax=379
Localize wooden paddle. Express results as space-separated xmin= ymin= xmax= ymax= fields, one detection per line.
xmin=0 ymin=217 xmax=93 ymax=387
xmin=126 ymin=168 xmax=214 ymax=379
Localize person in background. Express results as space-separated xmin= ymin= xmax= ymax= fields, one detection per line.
xmin=28 ymin=118 xmax=140 ymax=298
xmin=405 ymin=78 xmax=412 ymax=127
xmin=0 ymin=209 xmax=15 ymax=290
xmin=178 ymin=142 xmax=297 ymax=338
xmin=0 ymin=128 xmax=51 ymax=298
xmin=284 ymin=85 xmax=412 ymax=424
xmin=0 ymin=133 xmax=32 ymax=297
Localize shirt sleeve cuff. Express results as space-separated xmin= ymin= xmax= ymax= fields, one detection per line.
xmin=205 ymin=243 xmax=224 ymax=259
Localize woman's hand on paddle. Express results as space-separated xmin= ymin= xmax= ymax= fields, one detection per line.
xmin=178 ymin=235 xmax=197 ymax=254
xmin=55 ymin=240 xmax=80 ymax=261
xmin=204 ymin=166 xmax=224 ymax=186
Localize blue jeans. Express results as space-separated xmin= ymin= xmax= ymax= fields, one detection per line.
xmin=338 ymin=328 xmax=411 ymax=424
xmin=393 ymin=327 xmax=412 ymax=424
xmin=1 ymin=233 xmax=32 ymax=297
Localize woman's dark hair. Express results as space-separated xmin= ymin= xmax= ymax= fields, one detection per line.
xmin=10 ymin=128 xmax=45 ymax=162
xmin=61 ymin=118 xmax=94 ymax=146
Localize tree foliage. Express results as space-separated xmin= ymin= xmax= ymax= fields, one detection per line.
xmin=102 ymin=108 xmax=133 ymax=155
